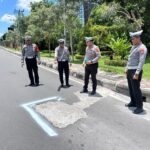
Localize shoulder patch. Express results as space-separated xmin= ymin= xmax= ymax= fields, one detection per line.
xmin=35 ymin=46 xmax=40 ymax=52
xmin=32 ymin=44 xmax=39 ymax=52
xmin=140 ymin=47 xmax=145 ymax=54
xmin=95 ymin=47 xmax=100 ymax=52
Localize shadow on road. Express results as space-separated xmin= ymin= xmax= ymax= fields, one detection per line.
xmin=25 ymin=84 xmax=44 ymax=87
xmin=57 ymin=85 xmax=73 ymax=92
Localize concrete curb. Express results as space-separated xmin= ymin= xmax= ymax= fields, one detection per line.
xmin=1 ymin=46 xmax=150 ymax=99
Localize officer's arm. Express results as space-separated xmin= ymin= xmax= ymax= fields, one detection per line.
xmin=34 ymin=45 xmax=40 ymax=61
xmin=37 ymin=52 xmax=40 ymax=61
xmin=67 ymin=48 xmax=72 ymax=63
xmin=135 ymin=47 xmax=147 ymax=75
xmin=92 ymin=47 xmax=101 ymax=63
xmin=21 ymin=46 xmax=25 ymax=63
xmin=54 ymin=48 xmax=58 ymax=61
xmin=83 ymin=47 xmax=88 ymax=64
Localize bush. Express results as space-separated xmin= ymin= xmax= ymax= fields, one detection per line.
xmin=107 ymin=35 xmax=131 ymax=60
xmin=104 ymin=59 xmax=127 ymax=67
xmin=101 ymin=51 xmax=112 ymax=56
xmin=75 ymin=54 xmax=84 ymax=60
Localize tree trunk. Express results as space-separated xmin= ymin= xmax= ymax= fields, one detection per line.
xmin=69 ymin=31 xmax=74 ymax=62
xmin=48 ymin=38 xmax=51 ymax=57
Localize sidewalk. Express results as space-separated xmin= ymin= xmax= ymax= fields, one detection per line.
xmin=2 ymin=46 xmax=150 ymax=100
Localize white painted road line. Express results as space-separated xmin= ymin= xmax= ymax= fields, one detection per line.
xmin=21 ymin=96 xmax=64 ymax=137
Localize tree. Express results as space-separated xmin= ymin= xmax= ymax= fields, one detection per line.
xmin=26 ymin=1 xmax=59 ymax=54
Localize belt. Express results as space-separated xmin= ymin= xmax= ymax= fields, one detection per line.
xmin=58 ymin=60 xmax=68 ymax=62
xmin=26 ymin=56 xmax=35 ymax=59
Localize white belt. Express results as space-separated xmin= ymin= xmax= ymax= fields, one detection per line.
xmin=127 ymin=66 xmax=138 ymax=70
xmin=26 ymin=56 xmax=34 ymax=59
xmin=58 ymin=59 xmax=68 ymax=62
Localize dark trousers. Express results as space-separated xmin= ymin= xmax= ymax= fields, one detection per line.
xmin=127 ymin=69 xmax=143 ymax=108
xmin=83 ymin=63 xmax=98 ymax=92
xmin=58 ymin=61 xmax=69 ymax=85
xmin=25 ymin=58 xmax=39 ymax=84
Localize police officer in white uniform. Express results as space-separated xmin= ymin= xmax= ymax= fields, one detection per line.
xmin=55 ymin=39 xmax=71 ymax=87
xmin=80 ymin=37 xmax=101 ymax=95
xmin=125 ymin=30 xmax=147 ymax=114
xmin=22 ymin=36 xmax=41 ymax=86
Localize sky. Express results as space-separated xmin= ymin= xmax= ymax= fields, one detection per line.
xmin=0 ymin=0 xmax=46 ymax=37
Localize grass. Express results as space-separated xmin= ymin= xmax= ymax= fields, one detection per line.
xmin=40 ymin=50 xmax=55 ymax=58
xmin=99 ymin=56 xmax=150 ymax=79
xmin=34 ymin=50 xmax=150 ymax=79
xmin=99 ymin=56 xmax=125 ymax=74
xmin=8 ymin=47 xmax=21 ymax=52
xmin=143 ymin=55 xmax=150 ymax=79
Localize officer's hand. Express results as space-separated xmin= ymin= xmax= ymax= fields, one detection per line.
xmin=124 ymin=69 xmax=127 ymax=75
xmin=87 ymin=61 xmax=92 ymax=65
xmin=82 ymin=62 xmax=85 ymax=67
xmin=37 ymin=60 xmax=41 ymax=65
xmin=133 ymin=74 xmax=139 ymax=80
xmin=54 ymin=61 xmax=58 ymax=64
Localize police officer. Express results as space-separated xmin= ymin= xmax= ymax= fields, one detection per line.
xmin=55 ymin=39 xmax=71 ymax=88
xmin=21 ymin=36 xmax=41 ymax=86
xmin=125 ymin=30 xmax=147 ymax=114
xmin=80 ymin=37 xmax=101 ymax=95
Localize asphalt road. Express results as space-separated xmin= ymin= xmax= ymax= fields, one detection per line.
xmin=0 ymin=48 xmax=150 ymax=150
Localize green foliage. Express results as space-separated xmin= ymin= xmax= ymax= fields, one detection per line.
xmin=90 ymin=2 xmax=119 ymax=25
xmin=75 ymin=54 xmax=84 ymax=60
xmin=107 ymin=35 xmax=131 ymax=59
xmin=101 ymin=51 xmax=111 ymax=56
xmin=104 ymin=59 xmax=127 ymax=67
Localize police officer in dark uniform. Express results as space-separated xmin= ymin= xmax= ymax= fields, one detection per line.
xmin=21 ymin=36 xmax=41 ymax=86
xmin=80 ymin=37 xmax=101 ymax=95
xmin=125 ymin=30 xmax=147 ymax=114
xmin=55 ymin=39 xmax=71 ymax=88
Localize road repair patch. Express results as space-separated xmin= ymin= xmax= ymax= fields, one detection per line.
xmin=35 ymin=91 xmax=102 ymax=129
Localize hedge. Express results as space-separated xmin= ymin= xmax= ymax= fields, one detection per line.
xmin=104 ymin=59 xmax=127 ymax=67
xmin=75 ymin=54 xmax=84 ymax=60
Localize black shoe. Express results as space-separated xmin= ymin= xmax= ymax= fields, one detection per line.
xmin=35 ymin=83 xmax=39 ymax=86
xmin=90 ymin=91 xmax=96 ymax=95
xmin=142 ymin=96 xmax=146 ymax=102
xmin=29 ymin=83 xmax=35 ymax=86
xmin=125 ymin=103 xmax=136 ymax=107
xmin=61 ymin=85 xmax=64 ymax=88
xmin=80 ymin=89 xmax=88 ymax=93
xmin=66 ymin=84 xmax=71 ymax=87
xmin=133 ymin=108 xmax=144 ymax=114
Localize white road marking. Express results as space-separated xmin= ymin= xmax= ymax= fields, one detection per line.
xmin=21 ymin=96 xmax=64 ymax=137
